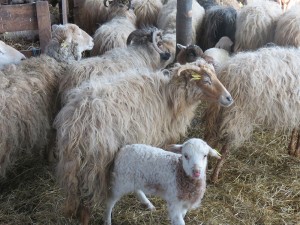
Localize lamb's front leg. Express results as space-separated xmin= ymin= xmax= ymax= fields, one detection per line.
xmin=135 ymin=190 xmax=156 ymax=211
xmin=167 ymin=203 xmax=185 ymax=225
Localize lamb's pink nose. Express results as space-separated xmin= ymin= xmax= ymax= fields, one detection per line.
xmin=192 ymin=169 xmax=200 ymax=178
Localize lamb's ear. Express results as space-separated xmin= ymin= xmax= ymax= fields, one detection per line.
xmin=52 ymin=24 xmax=60 ymax=32
xmin=165 ymin=144 xmax=183 ymax=153
xmin=209 ymin=148 xmax=221 ymax=159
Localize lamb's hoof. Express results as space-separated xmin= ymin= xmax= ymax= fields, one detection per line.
xmin=141 ymin=203 xmax=156 ymax=211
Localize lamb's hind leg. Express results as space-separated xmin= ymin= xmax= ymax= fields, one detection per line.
xmin=104 ymin=194 xmax=120 ymax=225
xmin=288 ymin=128 xmax=298 ymax=156
xmin=294 ymin=130 xmax=300 ymax=157
xmin=135 ymin=190 xmax=156 ymax=211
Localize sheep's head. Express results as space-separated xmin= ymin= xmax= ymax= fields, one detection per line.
xmin=173 ymin=59 xmax=233 ymax=107
xmin=176 ymin=44 xmax=204 ymax=64
xmin=126 ymin=27 xmax=175 ymax=63
xmin=167 ymin=138 xmax=220 ymax=179
xmin=104 ymin=0 xmax=132 ymax=9
xmin=0 ymin=41 xmax=26 ymax=69
xmin=50 ymin=23 xmax=94 ymax=61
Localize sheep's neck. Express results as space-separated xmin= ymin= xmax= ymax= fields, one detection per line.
xmin=175 ymin=158 xmax=205 ymax=206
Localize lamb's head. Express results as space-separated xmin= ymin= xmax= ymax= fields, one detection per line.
xmin=215 ymin=36 xmax=233 ymax=52
xmin=48 ymin=23 xmax=94 ymax=61
xmin=126 ymin=27 xmax=175 ymax=65
xmin=172 ymin=59 xmax=233 ymax=107
xmin=168 ymin=138 xmax=221 ymax=179
xmin=176 ymin=44 xmax=204 ymax=65
xmin=0 ymin=41 xmax=26 ymax=69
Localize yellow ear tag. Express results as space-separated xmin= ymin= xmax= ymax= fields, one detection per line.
xmin=191 ymin=72 xmax=201 ymax=81
xmin=215 ymin=149 xmax=222 ymax=157
xmin=61 ymin=41 xmax=68 ymax=48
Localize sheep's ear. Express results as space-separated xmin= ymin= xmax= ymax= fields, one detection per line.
xmin=165 ymin=144 xmax=183 ymax=153
xmin=209 ymin=148 xmax=221 ymax=159
xmin=177 ymin=44 xmax=186 ymax=50
xmin=52 ymin=24 xmax=60 ymax=32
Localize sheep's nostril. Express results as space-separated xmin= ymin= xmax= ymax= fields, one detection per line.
xmin=226 ymin=96 xmax=233 ymax=102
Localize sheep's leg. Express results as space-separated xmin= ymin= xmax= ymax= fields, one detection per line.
xmin=104 ymin=195 xmax=120 ymax=225
xmin=288 ymin=128 xmax=298 ymax=156
xmin=78 ymin=203 xmax=91 ymax=225
xmin=294 ymin=131 xmax=300 ymax=157
xmin=211 ymin=143 xmax=229 ymax=183
xmin=167 ymin=203 xmax=185 ymax=225
xmin=135 ymin=190 xmax=156 ymax=211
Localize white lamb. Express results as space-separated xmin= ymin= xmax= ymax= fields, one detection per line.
xmin=104 ymin=138 xmax=221 ymax=225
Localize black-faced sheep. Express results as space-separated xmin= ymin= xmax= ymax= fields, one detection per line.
xmin=104 ymin=138 xmax=221 ymax=225
xmin=274 ymin=6 xmax=300 ymax=47
xmin=90 ymin=2 xmax=137 ymax=56
xmin=59 ymin=27 xmax=175 ymax=103
xmin=0 ymin=23 xmax=93 ymax=177
xmin=197 ymin=5 xmax=237 ymax=51
xmin=202 ymin=46 xmax=300 ymax=182
xmin=234 ymin=0 xmax=282 ymax=52
xmin=0 ymin=41 xmax=26 ymax=69
xmin=53 ymin=59 xmax=233 ymax=224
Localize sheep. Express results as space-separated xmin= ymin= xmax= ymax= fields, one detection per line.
xmin=53 ymin=59 xmax=233 ymax=223
xmin=274 ymin=6 xmax=300 ymax=48
xmin=0 ymin=23 xmax=93 ymax=177
xmin=157 ymin=0 xmax=205 ymax=44
xmin=196 ymin=5 xmax=237 ymax=51
xmin=276 ymin=0 xmax=300 ymax=11
xmin=59 ymin=27 xmax=176 ymax=103
xmin=90 ymin=2 xmax=137 ymax=56
xmin=104 ymin=138 xmax=221 ymax=225
xmin=132 ymin=0 xmax=163 ymax=28
xmin=202 ymin=46 xmax=300 ymax=183
xmin=233 ymin=0 xmax=282 ymax=52
xmin=0 ymin=41 xmax=26 ymax=69
xmin=197 ymin=0 xmax=241 ymax=10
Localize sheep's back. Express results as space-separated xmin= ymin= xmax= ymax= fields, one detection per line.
xmin=205 ymin=47 xmax=300 ymax=147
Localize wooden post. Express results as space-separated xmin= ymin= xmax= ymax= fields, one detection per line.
xmin=59 ymin=0 xmax=68 ymax=24
xmin=176 ymin=0 xmax=193 ymax=56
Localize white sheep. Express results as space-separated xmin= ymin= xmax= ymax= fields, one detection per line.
xmin=104 ymin=138 xmax=221 ymax=225
xmin=59 ymin=27 xmax=175 ymax=103
xmin=0 ymin=41 xmax=26 ymax=69
xmin=90 ymin=3 xmax=137 ymax=56
xmin=54 ymin=59 xmax=233 ymax=223
xmin=274 ymin=6 xmax=300 ymax=47
xmin=234 ymin=0 xmax=282 ymax=52
xmin=0 ymin=23 xmax=93 ymax=177
xmin=202 ymin=46 xmax=300 ymax=182
xmin=132 ymin=0 xmax=163 ymax=28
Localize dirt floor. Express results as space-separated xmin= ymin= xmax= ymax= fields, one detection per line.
xmin=0 ymin=104 xmax=299 ymax=225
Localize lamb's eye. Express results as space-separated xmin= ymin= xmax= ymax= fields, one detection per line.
xmin=204 ymin=155 xmax=207 ymax=158
xmin=184 ymin=154 xmax=189 ymax=160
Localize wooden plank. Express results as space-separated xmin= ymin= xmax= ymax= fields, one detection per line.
xmin=36 ymin=1 xmax=51 ymax=53
xmin=21 ymin=49 xmax=41 ymax=58
xmin=0 ymin=3 xmax=38 ymax=33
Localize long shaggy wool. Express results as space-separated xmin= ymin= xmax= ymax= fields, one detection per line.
xmin=0 ymin=56 xmax=62 ymax=176
xmin=157 ymin=0 xmax=205 ymax=44
xmin=90 ymin=7 xmax=136 ymax=56
xmin=77 ymin=0 xmax=109 ymax=34
xmin=59 ymin=29 xmax=176 ymax=103
xmin=54 ymin=59 xmax=226 ymax=216
xmin=197 ymin=5 xmax=237 ymax=51
xmin=133 ymin=0 xmax=163 ymax=28
xmin=234 ymin=0 xmax=282 ymax=52
xmin=203 ymin=46 xmax=300 ymax=149
xmin=274 ymin=6 xmax=300 ymax=47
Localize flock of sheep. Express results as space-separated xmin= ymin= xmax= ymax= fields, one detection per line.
xmin=0 ymin=0 xmax=300 ymax=224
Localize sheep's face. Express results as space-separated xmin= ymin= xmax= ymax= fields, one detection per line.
xmin=0 ymin=41 xmax=26 ymax=69
xmin=176 ymin=44 xmax=204 ymax=65
xmin=52 ymin=23 xmax=94 ymax=59
xmin=175 ymin=60 xmax=233 ymax=107
xmin=174 ymin=138 xmax=221 ymax=179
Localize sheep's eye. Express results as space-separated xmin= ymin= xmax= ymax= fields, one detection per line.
xmin=184 ymin=154 xmax=189 ymax=160
xmin=203 ymin=75 xmax=212 ymax=85
xmin=157 ymin=41 xmax=163 ymax=47
xmin=204 ymin=155 xmax=207 ymax=158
